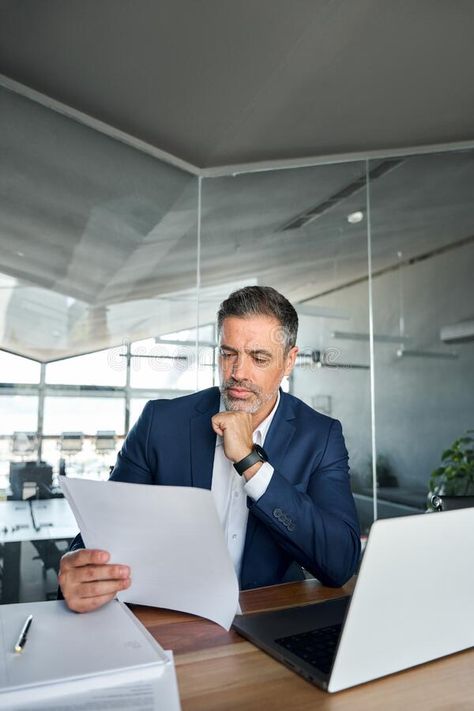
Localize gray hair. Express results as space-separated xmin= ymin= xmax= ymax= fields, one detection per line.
xmin=217 ymin=286 xmax=298 ymax=352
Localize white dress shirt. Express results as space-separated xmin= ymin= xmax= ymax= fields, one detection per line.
xmin=211 ymin=393 xmax=280 ymax=577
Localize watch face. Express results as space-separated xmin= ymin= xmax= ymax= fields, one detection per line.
xmin=254 ymin=444 xmax=268 ymax=462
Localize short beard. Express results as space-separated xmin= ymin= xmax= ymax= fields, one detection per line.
xmin=220 ymin=378 xmax=276 ymax=415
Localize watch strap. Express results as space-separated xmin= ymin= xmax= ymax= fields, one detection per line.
xmin=233 ymin=446 xmax=265 ymax=475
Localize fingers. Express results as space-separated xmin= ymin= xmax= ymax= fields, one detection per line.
xmin=68 ymin=561 xmax=131 ymax=585
xmin=67 ymin=592 xmax=118 ymax=614
xmin=211 ymin=417 xmax=224 ymax=436
xmin=60 ymin=548 xmax=110 ymax=569
xmin=59 ymin=549 xmax=131 ymax=614
xmin=211 ymin=412 xmax=254 ymax=462
xmin=78 ymin=576 xmax=130 ymax=599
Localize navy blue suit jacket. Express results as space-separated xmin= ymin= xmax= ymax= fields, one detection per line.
xmin=105 ymin=387 xmax=360 ymax=590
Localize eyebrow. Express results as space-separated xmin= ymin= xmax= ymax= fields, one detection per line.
xmin=248 ymin=348 xmax=273 ymax=358
xmin=219 ymin=344 xmax=273 ymax=358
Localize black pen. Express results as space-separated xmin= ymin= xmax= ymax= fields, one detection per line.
xmin=14 ymin=614 xmax=33 ymax=653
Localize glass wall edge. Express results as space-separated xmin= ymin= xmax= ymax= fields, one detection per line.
xmin=0 ymin=72 xmax=200 ymax=177
xmin=200 ymin=140 xmax=474 ymax=178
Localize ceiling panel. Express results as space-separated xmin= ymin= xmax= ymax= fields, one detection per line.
xmin=0 ymin=0 xmax=473 ymax=167
xmin=0 ymin=43 xmax=473 ymax=362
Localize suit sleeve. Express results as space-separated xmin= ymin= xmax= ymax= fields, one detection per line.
xmin=109 ymin=401 xmax=155 ymax=484
xmin=248 ymin=419 xmax=361 ymax=587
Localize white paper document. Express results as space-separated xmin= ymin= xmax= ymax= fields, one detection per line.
xmin=60 ymin=477 xmax=240 ymax=630
xmin=10 ymin=663 xmax=179 ymax=711
xmin=0 ymin=600 xmax=180 ymax=710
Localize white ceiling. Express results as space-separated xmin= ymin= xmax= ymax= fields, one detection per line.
xmin=0 ymin=1 xmax=473 ymax=362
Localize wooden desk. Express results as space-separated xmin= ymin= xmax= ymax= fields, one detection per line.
xmin=132 ymin=579 xmax=474 ymax=711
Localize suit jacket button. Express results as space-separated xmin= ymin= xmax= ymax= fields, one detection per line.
xmin=273 ymin=508 xmax=283 ymax=518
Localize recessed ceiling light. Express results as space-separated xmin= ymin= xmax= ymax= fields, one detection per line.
xmin=347 ymin=211 xmax=364 ymax=224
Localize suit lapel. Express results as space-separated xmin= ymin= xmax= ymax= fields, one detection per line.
xmin=241 ymin=391 xmax=296 ymax=585
xmin=263 ymin=391 xmax=297 ymax=471
xmin=190 ymin=389 xmax=220 ymax=490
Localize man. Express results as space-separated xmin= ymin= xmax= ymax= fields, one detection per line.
xmin=59 ymin=286 xmax=360 ymax=613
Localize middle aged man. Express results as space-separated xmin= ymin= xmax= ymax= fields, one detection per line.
xmin=59 ymin=286 xmax=360 ymax=613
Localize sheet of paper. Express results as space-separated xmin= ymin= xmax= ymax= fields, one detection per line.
xmin=60 ymin=477 xmax=239 ymax=630
xmin=10 ymin=653 xmax=180 ymax=711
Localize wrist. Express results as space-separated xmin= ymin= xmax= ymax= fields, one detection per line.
xmin=242 ymin=460 xmax=263 ymax=481
xmin=233 ymin=446 xmax=254 ymax=464
xmin=233 ymin=445 xmax=268 ymax=476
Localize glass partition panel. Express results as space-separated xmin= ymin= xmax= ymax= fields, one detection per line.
xmin=297 ymin=287 xmax=373 ymax=535
xmin=130 ymin=336 xmax=213 ymax=391
xmin=0 ymin=85 xmax=200 ymax=602
xmin=199 ymin=162 xmax=374 ymax=535
xmin=369 ymin=149 xmax=474 ymax=517
xmin=0 ymin=85 xmax=199 ymax=363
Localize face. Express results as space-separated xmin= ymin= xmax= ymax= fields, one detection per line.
xmin=218 ymin=315 xmax=298 ymax=424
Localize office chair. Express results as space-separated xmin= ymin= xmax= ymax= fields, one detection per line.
xmin=58 ymin=431 xmax=84 ymax=479
xmin=430 ymin=494 xmax=474 ymax=512
xmin=59 ymin=432 xmax=84 ymax=455
xmin=10 ymin=431 xmax=38 ymax=459
xmin=9 ymin=461 xmax=54 ymax=500
xmin=94 ymin=430 xmax=117 ymax=454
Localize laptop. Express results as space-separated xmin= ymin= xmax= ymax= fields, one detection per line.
xmin=233 ymin=508 xmax=474 ymax=692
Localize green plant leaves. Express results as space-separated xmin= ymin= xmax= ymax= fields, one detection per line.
xmin=429 ymin=431 xmax=474 ymax=498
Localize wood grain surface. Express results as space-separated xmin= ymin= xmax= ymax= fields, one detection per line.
xmin=131 ymin=579 xmax=474 ymax=711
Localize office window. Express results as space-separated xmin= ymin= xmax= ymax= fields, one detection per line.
xmin=129 ymin=398 xmax=150 ymax=428
xmin=43 ymin=396 xmax=125 ymax=436
xmin=130 ymin=337 xmax=214 ymax=390
xmin=0 ymin=350 xmax=41 ymax=384
xmin=0 ymin=395 xmax=39 ymax=435
xmin=128 ymin=391 xmax=189 ymax=429
xmin=0 ymin=395 xmax=39 ymax=489
xmin=45 ymin=347 xmax=127 ymax=386
xmin=162 ymin=324 xmax=215 ymax=343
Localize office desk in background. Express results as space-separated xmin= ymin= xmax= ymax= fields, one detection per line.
xmin=0 ymin=498 xmax=78 ymax=603
xmin=132 ymin=579 xmax=474 ymax=711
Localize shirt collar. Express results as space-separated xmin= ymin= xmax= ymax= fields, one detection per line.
xmin=254 ymin=390 xmax=280 ymax=445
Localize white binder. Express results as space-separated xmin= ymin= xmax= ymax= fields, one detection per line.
xmin=0 ymin=599 xmax=181 ymax=710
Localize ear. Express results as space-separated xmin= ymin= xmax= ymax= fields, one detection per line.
xmin=283 ymin=346 xmax=299 ymax=377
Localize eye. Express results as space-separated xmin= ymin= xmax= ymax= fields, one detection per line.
xmin=253 ymin=355 xmax=270 ymax=366
xmin=219 ymin=348 xmax=236 ymax=359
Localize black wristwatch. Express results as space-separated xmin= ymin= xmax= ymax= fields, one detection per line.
xmin=233 ymin=444 xmax=268 ymax=475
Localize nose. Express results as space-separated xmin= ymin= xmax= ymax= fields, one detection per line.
xmin=231 ymin=353 xmax=250 ymax=381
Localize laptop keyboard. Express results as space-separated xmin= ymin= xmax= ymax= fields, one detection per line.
xmin=275 ymin=623 xmax=342 ymax=675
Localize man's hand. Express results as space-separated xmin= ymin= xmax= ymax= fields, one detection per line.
xmin=58 ymin=549 xmax=131 ymax=613
xmin=211 ymin=410 xmax=254 ymax=463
